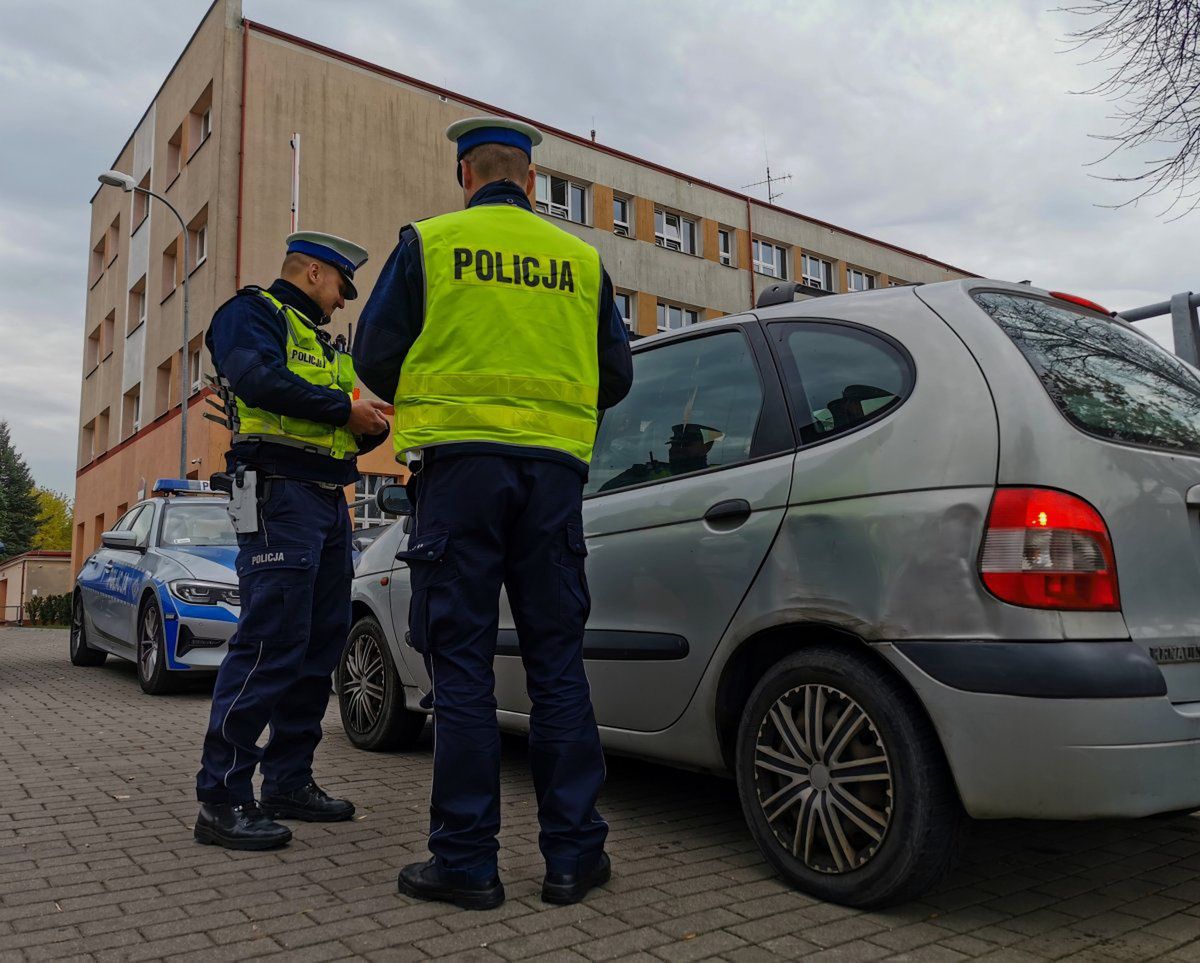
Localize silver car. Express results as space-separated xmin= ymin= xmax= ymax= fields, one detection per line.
xmin=71 ymin=482 xmax=239 ymax=694
xmin=338 ymin=279 xmax=1200 ymax=906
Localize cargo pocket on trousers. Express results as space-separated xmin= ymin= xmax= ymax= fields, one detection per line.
xmin=397 ymin=528 xmax=456 ymax=654
xmin=235 ymin=544 xmax=316 ymax=645
xmin=558 ymin=522 xmax=591 ymax=623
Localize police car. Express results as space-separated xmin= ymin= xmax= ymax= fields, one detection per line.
xmin=70 ymin=480 xmax=239 ymax=694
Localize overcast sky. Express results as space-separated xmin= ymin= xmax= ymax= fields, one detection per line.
xmin=1 ymin=0 xmax=1197 ymax=494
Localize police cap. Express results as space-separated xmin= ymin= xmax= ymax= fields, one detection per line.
xmin=285 ymin=231 xmax=369 ymax=300
xmin=446 ymin=116 xmax=543 ymax=185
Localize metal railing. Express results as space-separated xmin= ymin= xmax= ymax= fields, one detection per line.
xmin=1118 ymin=292 xmax=1200 ymax=366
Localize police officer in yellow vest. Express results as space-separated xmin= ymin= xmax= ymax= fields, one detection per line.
xmin=355 ymin=117 xmax=633 ymax=909
xmin=194 ymin=233 xmax=392 ymax=850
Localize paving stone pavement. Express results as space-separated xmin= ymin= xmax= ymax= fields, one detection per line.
xmin=5 ymin=627 xmax=1200 ymax=961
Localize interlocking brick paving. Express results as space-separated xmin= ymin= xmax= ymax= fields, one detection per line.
xmin=4 ymin=626 xmax=1200 ymax=961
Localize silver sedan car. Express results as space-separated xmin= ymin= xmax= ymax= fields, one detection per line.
xmin=338 ymin=278 xmax=1200 ymax=906
xmin=71 ymin=482 xmax=239 ymax=694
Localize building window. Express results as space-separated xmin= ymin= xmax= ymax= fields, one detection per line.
xmin=85 ymin=327 xmax=101 ymax=373
xmin=656 ymin=301 xmax=699 ymax=332
xmin=353 ymin=475 xmax=397 ymax=529
xmin=200 ymin=107 xmax=212 ymax=141
xmin=189 ymin=345 xmax=202 ymax=394
xmin=162 ymin=238 xmax=178 ymax=300
xmin=133 ymin=171 xmax=150 ymax=230
xmin=188 ymin=205 xmax=209 ymax=271
xmin=156 ymin=359 xmax=172 ymax=417
xmin=753 ymin=239 xmax=788 ymax=279
xmin=89 ymin=237 xmax=105 ymax=287
xmin=613 ymin=196 xmax=632 ymax=237
xmin=535 ymin=172 xmax=587 ymax=224
xmin=80 ymin=420 xmax=95 ymax=464
xmin=96 ymin=408 xmax=110 ymax=456
xmin=654 ymin=209 xmax=697 ymax=255
xmin=122 ymin=387 xmax=141 ymax=438
xmin=800 ymin=253 xmax=833 ymax=291
xmin=101 ymin=310 xmax=115 ymax=361
xmin=128 ymin=277 xmax=147 ymax=335
xmin=888 ymin=278 xmax=908 ymax=287
xmin=166 ymin=124 xmax=183 ymax=184
xmin=718 ymin=229 xmax=733 ymax=266
xmin=615 ymin=291 xmax=634 ymax=331
xmin=847 ymin=268 xmax=876 ymax=292
xmin=188 ymin=82 xmax=214 ymax=160
xmin=106 ymin=215 xmax=120 ymax=266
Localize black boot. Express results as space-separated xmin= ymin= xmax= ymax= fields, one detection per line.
xmin=542 ymin=851 xmax=611 ymax=904
xmin=260 ymin=781 xmax=356 ymax=822
xmin=397 ymin=858 xmax=505 ymax=911
xmin=194 ymin=802 xmax=292 ymax=851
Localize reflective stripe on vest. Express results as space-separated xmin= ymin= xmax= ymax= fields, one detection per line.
xmin=232 ymin=289 xmax=359 ymax=460
xmin=393 ymin=204 xmax=602 ymax=463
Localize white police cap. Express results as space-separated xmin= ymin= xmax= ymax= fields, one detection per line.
xmin=285 ymin=231 xmax=369 ymax=300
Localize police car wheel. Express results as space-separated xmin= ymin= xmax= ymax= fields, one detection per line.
xmin=137 ymin=598 xmax=180 ymax=695
xmin=69 ymin=592 xmax=106 ymax=667
xmin=338 ymin=615 xmax=425 ymax=751
xmin=735 ymin=645 xmax=966 ymax=908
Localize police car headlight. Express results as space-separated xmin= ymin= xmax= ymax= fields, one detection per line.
xmin=169 ymin=580 xmax=240 ymax=606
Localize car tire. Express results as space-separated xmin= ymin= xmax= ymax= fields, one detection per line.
xmin=338 ymin=615 xmax=425 ymax=751
xmin=68 ymin=592 xmax=107 ymax=667
xmin=735 ymin=644 xmax=966 ymax=908
xmin=137 ymin=597 xmax=180 ymax=695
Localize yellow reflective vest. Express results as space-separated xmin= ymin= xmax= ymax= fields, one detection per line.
xmin=232 ymin=288 xmax=359 ymax=460
xmin=393 ymin=203 xmax=602 ymax=464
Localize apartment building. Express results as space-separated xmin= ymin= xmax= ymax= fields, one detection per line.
xmin=75 ymin=0 xmax=973 ymax=570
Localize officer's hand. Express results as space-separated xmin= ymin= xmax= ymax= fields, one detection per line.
xmin=346 ymin=398 xmax=391 ymax=435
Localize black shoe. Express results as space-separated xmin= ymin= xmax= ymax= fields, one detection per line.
xmin=260 ymin=782 xmax=356 ymax=822
xmin=194 ymin=801 xmax=292 ymax=851
xmin=542 ymin=851 xmax=611 ymax=905
xmin=397 ymin=858 xmax=505 ymax=911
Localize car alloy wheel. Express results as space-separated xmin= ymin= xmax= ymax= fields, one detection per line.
xmin=753 ymin=683 xmax=893 ymax=874
xmin=139 ymin=605 xmax=162 ymax=680
xmin=342 ymin=628 xmax=386 ymax=735
xmin=68 ymin=593 xmax=106 ymax=667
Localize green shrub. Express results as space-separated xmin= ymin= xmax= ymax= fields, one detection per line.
xmin=25 ymin=592 xmax=71 ymax=626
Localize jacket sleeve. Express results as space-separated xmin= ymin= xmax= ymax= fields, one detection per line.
xmin=206 ymin=295 xmax=351 ymax=427
xmin=596 ymin=267 xmax=633 ymax=410
xmin=353 ymin=227 xmax=424 ymax=402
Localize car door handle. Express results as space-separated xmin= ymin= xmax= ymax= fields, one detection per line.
xmin=704 ymin=499 xmax=752 ymax=523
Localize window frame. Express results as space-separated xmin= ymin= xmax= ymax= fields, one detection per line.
xmin=612 ymin=195 xmax=632 ymax=237
xmin=654 ymin=208 xmax=697 ymax=255
xmin=535 ymin=171 xmax=588 ymax=225
xmin=353 ymin=474 xmax=398 ymax=529
xmin=766 ymin=317 xmax=917 ymax=449
xmin=585 ymin=321 xmax=793 ymax=499
xmin=800 ymin=253 xmax=833 ymax=292
xmin=846 ymin=267 xmax=877 ymax=292
xmin=718 ymin=228 xmax=733 ymax=266
xmin=655 ymin=300 xmax=700 ymax=332
xmin=753 ymin=239 xmax=788 ymax=279
xmin=614 ymin=291 xmax=634 ymax=331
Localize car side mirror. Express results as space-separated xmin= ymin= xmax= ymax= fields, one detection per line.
xmin=376 ymin=483 xmax=413 ymax=517
xmin=101 ymin=530 xmax=143 ymax=551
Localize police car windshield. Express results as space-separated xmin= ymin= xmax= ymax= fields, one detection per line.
xmin=159 ymin=502 xmax=237 ymax=547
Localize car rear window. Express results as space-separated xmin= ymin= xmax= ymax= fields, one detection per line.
xmin=974 ymin=291 xmax=1200 ymax=454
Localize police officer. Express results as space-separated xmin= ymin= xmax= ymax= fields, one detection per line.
xmin=354 ymin=117 xmax=633 ymax=909
xmin=194 ymin=232 xmax=392 ymax=850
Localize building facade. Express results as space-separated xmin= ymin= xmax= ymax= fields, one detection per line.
xmin=0 ymin=552 xmax=72 ymax=623
xmin=75 ymin=0 xmax=973 ymax=571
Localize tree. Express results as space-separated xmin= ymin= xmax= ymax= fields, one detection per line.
xmin=32 ymin=488 xmax=73 ymax=552
xmin=1062 ymin=0 xmax=1200 ymax=217
xmin=0 ymin=421 xmax=40 ymax=559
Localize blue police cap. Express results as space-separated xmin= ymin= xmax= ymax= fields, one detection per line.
xmin=285 ymin=231 xmax=369 ymax=300
xmin=446 ymin=116 xmax=543 ymax=161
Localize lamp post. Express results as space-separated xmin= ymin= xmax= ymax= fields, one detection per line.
xmin=96 ymin=170 xmax=191 ymax=479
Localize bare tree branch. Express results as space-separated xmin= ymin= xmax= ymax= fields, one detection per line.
xmin=1060 ymin=0 xmax=1200 ymax=218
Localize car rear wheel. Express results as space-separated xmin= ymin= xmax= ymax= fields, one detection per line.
xmin=338 ymin=615 xmax=425 ymax=751
xmin=735 ymin=645 xmax=966 ymax=908
xmin=68 ymin=593 xmax=106 ymax=667
xmin=137 ymin=599 xmax=179 ymax=695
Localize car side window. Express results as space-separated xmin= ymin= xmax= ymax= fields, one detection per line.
xmin=773 ymin=322 xmax=913 ymax=444
xmin=127 ymin=505 xmax=155 ymax=547
xmin=586 ymin=331 xmax=765 ymax=496
xmin=113 ymin=506 xmax=143 ymax=532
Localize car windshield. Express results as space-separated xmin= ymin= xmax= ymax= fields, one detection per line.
xmin=158 ymin=502 xmax=236 ymax=547
xmin=974 ymin=291 xmax=1200 ymax=455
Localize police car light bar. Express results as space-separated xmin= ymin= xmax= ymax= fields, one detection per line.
xmin=152 ymin=478 xmax=212 ymax=496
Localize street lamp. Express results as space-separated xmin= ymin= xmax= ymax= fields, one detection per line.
xmin=96 ymin=169 xmax=191 ymax=479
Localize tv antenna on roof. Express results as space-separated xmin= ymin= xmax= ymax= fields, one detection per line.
xmin=743 ymin=140 xmax=791 ymax=204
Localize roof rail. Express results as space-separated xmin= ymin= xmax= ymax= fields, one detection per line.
xmin=755 ymin=282 xmax=836 ymax=309
xmin=1117 ymin=292 xmax=1200 ymax=366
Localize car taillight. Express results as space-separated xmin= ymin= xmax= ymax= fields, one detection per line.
xmin=979 ymin=488 xmax=1119 ymax=611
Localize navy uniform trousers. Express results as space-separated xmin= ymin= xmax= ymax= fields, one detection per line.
xmin=402 ymin=452 xmax=608 ymax=881
xmin=196 ymin=479 xmax=352 ymax=803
